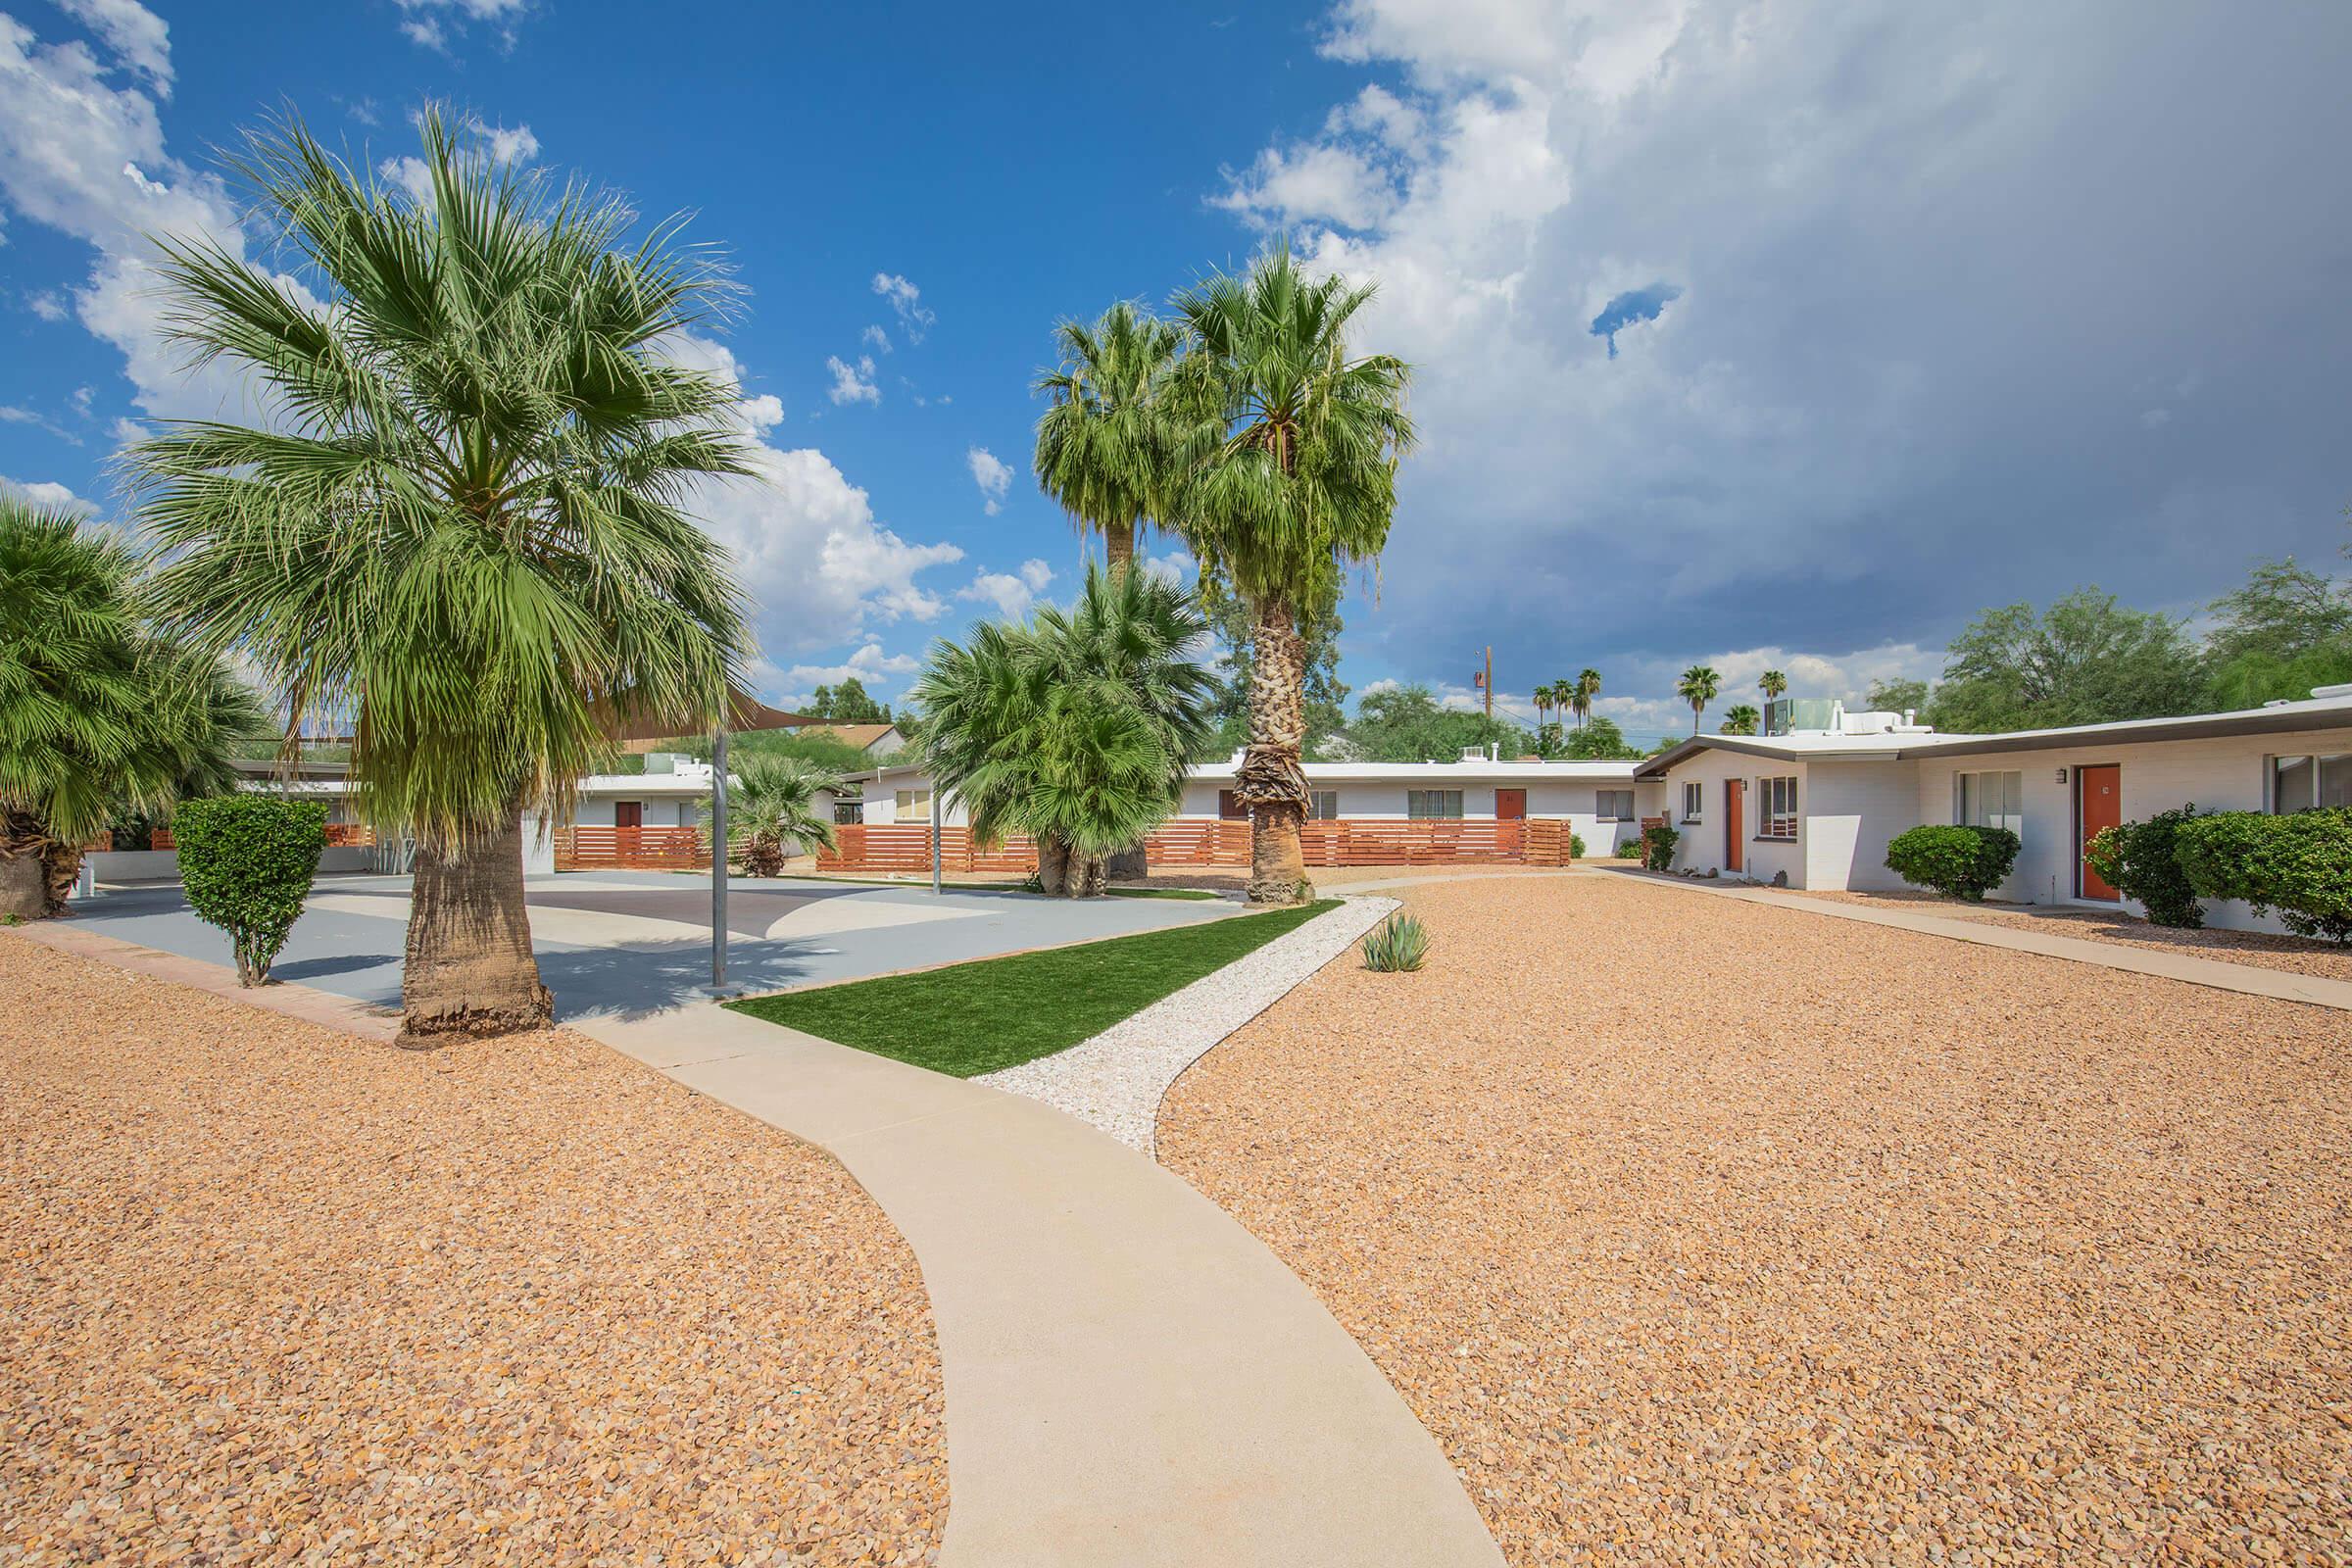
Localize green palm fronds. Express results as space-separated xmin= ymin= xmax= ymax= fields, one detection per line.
xmin=1034 ymin=302 xmax=1186 ymax=568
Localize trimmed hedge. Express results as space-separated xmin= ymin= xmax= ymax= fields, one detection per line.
xmin=1885 ymin=823 xmax=2021 ymax=902
xmin=1642 ymin=820 xmax=1680 ymax=872
xmin=174 ymin=795 xmax=327 ymax=985
xmin=2173 ymin=808 xmax=2352 ymax=945
xmin=2082 ymin=806 xmax=2205 ymax=927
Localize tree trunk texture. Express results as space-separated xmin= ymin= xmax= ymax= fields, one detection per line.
xmin=0 ymin=812 xmax=73 ymax=918
xmin=41 ymin=842 xmax=83 ymax=915
xmin=0 ymin=844 xmax=43 ymax=920
xmin=398 ymin=810 xmax=552 ymax=1049
xmin=1067 ymin=852 xmax=1107 ymax=898
xmin=1101 ymin=518 xmax=1153 ymax=881
xmin=1036 ymin=833 xmax=1072 ymax=896
xmin=1241 ymin=594 xmax=1312 ymax=905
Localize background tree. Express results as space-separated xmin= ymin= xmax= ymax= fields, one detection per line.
xmin=807 ymin=677 xmax=891 ymax=724
xmin=0 ymin=499 xmax=259 ymax=917
xmin=1033 ymin=301 xmax=1185 ymax=574
xmin=1758 ymin=668 xmax=1788 ymax=710
xmin=1865 ymin=677 xmax=1931 ymax=713
xmin=1924 ymin=589 xmax=2201 ymax=733
xmin=1571 ymin=668 xmax=1602 ymax=728
xmin=913 ymin=563 xmax=1213 ymax=896
xmin=716 ymin=757 xmax=842 ymax=876
xmin=1676 ymin=664 xmax=1722 ymax=733
xmin=1336 ymin=684 xmax=1532 ymax=763
xmin=2200 ymin=557 xmax=2352 ymax=710
xmin=1532 ymin=683 xmax=1553 ymax=739
xmin=1171 ymin=244 xmax=1413 ymax=904
xmin=133 ymin=111 xmax=751 ymax=1046
xmin=1721 ymin=704 xmax=1761 ymax=736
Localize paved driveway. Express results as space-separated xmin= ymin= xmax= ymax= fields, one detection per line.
xmin=68 ymin=872 xmax=1242 ymax=1021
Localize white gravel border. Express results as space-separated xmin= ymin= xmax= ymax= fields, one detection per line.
xmin=976 ymin=895 xmax=1401 ymax=1157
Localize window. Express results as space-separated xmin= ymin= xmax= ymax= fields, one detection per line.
xmin=893 ymin=787 xmax=933 ymax=821
xmin=2273 ymin=754 xmax=2352 ymax=812
xmin=1757 ymin=776 xmax=1798 ymax=839
xmin=1595 ymin=789 xmax=1635 ymax=821
xmin=1956 ymin=769 xmax=2024 ymax=836
xmin=1307 ymin=790 xmax=1340 ymax=820
xmin=1406 ymin=789 xmax=1464 ymax=819
xmin=1682 ymin=780 xmax=1702 ymax=822
xmin=834 ymin=802 xmax=862 ymax=826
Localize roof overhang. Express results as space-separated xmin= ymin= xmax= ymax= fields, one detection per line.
xmin=1892 ymin=705 xmax=2352 ymax=759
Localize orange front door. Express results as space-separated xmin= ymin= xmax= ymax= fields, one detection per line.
xmin=614 ymin=801 xmax=643 ymax=830
xmin=2077 ymin=764 xmax=2121 ymax=900
xmin=1724 ymin=779 xmax=1744 ymax=873
xmin=1494 ymin=789 xmax=1526 ymax=820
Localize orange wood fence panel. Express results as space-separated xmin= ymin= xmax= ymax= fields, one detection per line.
xmin=810 ymin=815 xmax=1608 ymax=874
xmin=1297 ymin=818 xmax=1531 ymax=866
xmin=558 ymin=825 xmax=707 ymax=871
xmin=816 ymin=824 xmax=1040 ymax=876
xmin=1140 ymin=819 xmax=1252 ymax=866
xmin=322 ymin=823 xmax=375 ymax=848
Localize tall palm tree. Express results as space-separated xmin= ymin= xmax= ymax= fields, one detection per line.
xmin=1572 ymin=667 xmax=1602 ymax=728
xmin=915 ymin=561 xmax=1215 ymax=896
xmin=716 ymin=757 xmax=843 ymax=876
xmin=0 ymin=498 xmax=259 ymax=917
xmin=1532 ymin=683 xmax=1553 ymax=739
xmin=1758 ymin=667 xmax=1788 ymax=726
xmin=1721 ymin=704 xmax=1761 ymax=736
xmin=1169 ymin=244 xmax=1414 ymax=904
xmin=1034 ymin=302 xmax=1186 ymax=575
xmin=1677 ymin=664 xmax=1723 ymax=734
xmin=132 ymin=111 xmax=751 ymax=1046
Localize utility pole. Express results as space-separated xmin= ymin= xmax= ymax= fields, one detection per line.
xmin=930 ymin=785 xmax=943 ymax=896
xmin=710 ymin=725 xmax=728 ymax=988
xmin=1481 ymin=646 xmax=1494 ymax=719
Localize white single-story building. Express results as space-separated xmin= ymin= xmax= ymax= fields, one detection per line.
xmin=1637 ymin=687 xmax=2352 ymax=933
xmin=840 ymin=748 xmax=1671 ymax=855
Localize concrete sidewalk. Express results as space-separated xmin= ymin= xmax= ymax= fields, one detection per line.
xmin=578 ymin=1004 xmax=1504 ymax=1568
xmin=1592 ymin=863 xmax=2352 ymax=1011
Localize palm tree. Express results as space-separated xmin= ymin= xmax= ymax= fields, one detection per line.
xmin=1 ymin=498 xmax=259 ymax=917
xmin=1758 ymin=668 xmax=1788 ymax=728
xmin=914 ymin=561 xmax=1214 ymax=896
xmin=1572 ymin=668 xmax=1602 ymax=728
xmin=1677 ymin=665 xmax=1723 ymax=734
xmin=1532 ymin=684 xmax=1553 ymax=738
xmin=132 ymin=111 xmax=752 ymax=1046
xmin=1721 ymin=704 xmax=1761 ymax=736
xmin=1034 ymin=302 xmax=1187 ymax=575
xmin=716 ymin=757 xmax=843 ymax=876
xmin=1169 ymin=243 xmax=1414 ymax=904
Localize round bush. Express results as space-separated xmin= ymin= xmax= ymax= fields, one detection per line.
xmin=174 ymin=795 xmax=327 ymax=985
xmin=1884 ymin=823 xmax=2021 ymax=902
xmin=2173 ymin=808 xmax=2352 ymax=945
xmin=1641 ymin=821 xmax=1680 ymax=872
xmin=2082 ymin=806 xmax=2205 ymax=927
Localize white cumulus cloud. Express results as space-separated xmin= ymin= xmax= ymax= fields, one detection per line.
xmin=965 ymin=445 xmax=1012 ymax=514
xmin=826 ymin=354 xmax=880 ymax=406
xmin=870 ymin=271 xmax=935 ymax=343
xmin=956 ymin=559 xmax=1054 ymax=621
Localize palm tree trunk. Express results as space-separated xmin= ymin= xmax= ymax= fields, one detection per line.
xmin=1241 ymin=593 xmax=1311 ymax=906
xmin=0 ymin=812 xmax=72 ymax=918
xmin=1036 ymin=832 xmax=1072 ymax=896
xmin=40 ymin=840 xmax=83 ymax=915
xmin=1101 ymin=514 xmax=1154 ymax=881
xmin=398 ymin=808 xmax=552 ymax=1049
xmin=0 ymin=840 xmax=43 ymax=919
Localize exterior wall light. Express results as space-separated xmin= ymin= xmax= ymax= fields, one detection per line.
xmin=2054 ymin=767 xmax=2069 ymax=783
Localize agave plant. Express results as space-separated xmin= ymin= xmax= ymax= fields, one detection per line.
xmin=1360 ymin=911 xmax=1429 ymax=972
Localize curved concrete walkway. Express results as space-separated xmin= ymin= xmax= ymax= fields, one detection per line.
xmin=578 ymin=1002 xmax=1504 ymax=1568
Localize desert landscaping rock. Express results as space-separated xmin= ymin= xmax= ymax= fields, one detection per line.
xmin=977 ymin=895 xmax=1398 ymax=1152
xmin=1160 ymin=873 xmax=2352 ymax=1566
xmin=0 ymin=932 xmax=948 ymax=1566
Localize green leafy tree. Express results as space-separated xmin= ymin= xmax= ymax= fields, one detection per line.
xmin=1033 ymin=301 xmax=1186 ymax=574
xmin=0 ymin=499 xmax=259 ymax=918
xmin=1337 ymin=683 xmax=1532 ymax=763
xmin=1563 ymin=714 xmax=1641 ymax=760
xmin=1924 ymin=589 xmax=2201 ymax=733
xmin=1676 ymin=664 xmax=1722 ymax=734
xmin=913 ymin=562 xmax=1214 ymax=896
xmin=132 ymin=111 xmax=751 ymax=1045
xmin=1721 ymin=704 xmax=1761 ymax=736
xmin=1170 ymin=243 xmax=1414 ymax=904
xmin=173 ymin=795 xmax=327 ymax=984
xmin=2201 ymin=557 xmax=2352 ymax=709
xmin=1865 ymin=677 xmax=1931 ymax=714
xmin=808 ymin=677 xmax=891 ymax=724
xmin=715 ymin=757 xmax=843 ymax=876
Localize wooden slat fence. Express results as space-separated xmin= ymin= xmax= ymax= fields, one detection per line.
xmin=815 ymin=816 xmax=1583 ymax=873
xmin=1140 ymin=819 xmax=1253 ymax=866
xmin=559 ymin=825 xmax=707 ymax=871
xmin=815 ymin=824 xmax=1042 ymax=876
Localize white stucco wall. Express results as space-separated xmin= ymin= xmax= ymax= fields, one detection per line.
xmin=1802 ymin=760 xmax=1921 ymax=892
xmin=573 ymin=795 xmax=701 ymax=828
xmin=1657 ymin=753 xmax=1810 ymax=886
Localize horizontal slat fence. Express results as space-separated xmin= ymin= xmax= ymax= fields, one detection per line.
xmin=559 ymin=825 xmax=707 ymax=871
xmin=814 ymin=816 xmax=1582 ymax=873
xmin=816 ymin=824 xmax=1041 ymax=876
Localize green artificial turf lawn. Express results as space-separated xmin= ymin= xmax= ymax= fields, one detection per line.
xmin=726 ymin=899 xmax=1339 ymax=1077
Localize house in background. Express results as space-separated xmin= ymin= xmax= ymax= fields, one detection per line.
xmin=1638 ymin=686 xmax=2352 ymax=933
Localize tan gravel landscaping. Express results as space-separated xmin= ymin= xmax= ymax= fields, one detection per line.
xmin=1160 ymin=872 xmax=2352 ymax=1566
xmin=0 ymin=933 xmax=947 ymax=1566
xmin=1798 ymin=886 xmax=2352 ymax=983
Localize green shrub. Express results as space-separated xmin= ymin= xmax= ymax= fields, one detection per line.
xmin=2174 ymin=808 xmax=2352 ymax=945
xmin=173 ymin=795 xmax=327 ymax=985
xmin=1884 ymin=823 xmax=2021 ymax=902
xmin=1641 ymin=821 xmax=1680 ymax=872
xmin=1614 ymin=838 xmax=1642 ymax=858
xmin=1360 ymin=912 xmax=1429 ymax=972
xmin=2083 ymin=806 xmax=2205 ymax=927
xmin=1569 ymin=831 xmax=1587 ymax=859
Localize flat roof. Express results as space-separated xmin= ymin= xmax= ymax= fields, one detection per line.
xmin=845 ymin=756 xmax=1647 ymax=787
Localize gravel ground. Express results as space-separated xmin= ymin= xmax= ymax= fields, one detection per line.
xmin=1160 ymin=873 xmax=2352 ymax=1566
xmin=1799 ymin=887 xmax=2352 ymax=983
xmin=976 ymin=896 xmax=1397 ymax=1153
xmin=0 ymin=933 xmax=947 ymax=1566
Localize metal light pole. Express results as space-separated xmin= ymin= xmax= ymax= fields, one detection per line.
xmin=930 ymin=784 xmax=943 ymax=896
xmin=710 ymin=725 xmax=728 ymax=987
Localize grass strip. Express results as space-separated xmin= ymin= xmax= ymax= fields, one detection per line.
xmin=727 ymin=899 xmax=1339 ymax=1077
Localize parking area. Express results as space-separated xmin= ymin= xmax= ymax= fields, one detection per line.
xmin=66 ymin=871 xmax=1245 ymax=1020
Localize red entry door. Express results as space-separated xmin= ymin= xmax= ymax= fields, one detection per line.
xmin=614 ymin=801 xmax=644 ymax=830
xmin=1724 ymin=779 xmax=1744 ymax=874
xmin=1494 ymin=789 xmax=1526 ymax=820
xmin=2077 ymin=764 xmax=2121 ymax=900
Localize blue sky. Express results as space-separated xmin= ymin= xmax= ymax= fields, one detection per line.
xmin=5 ymin=1 xmax=2349 ymax=744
